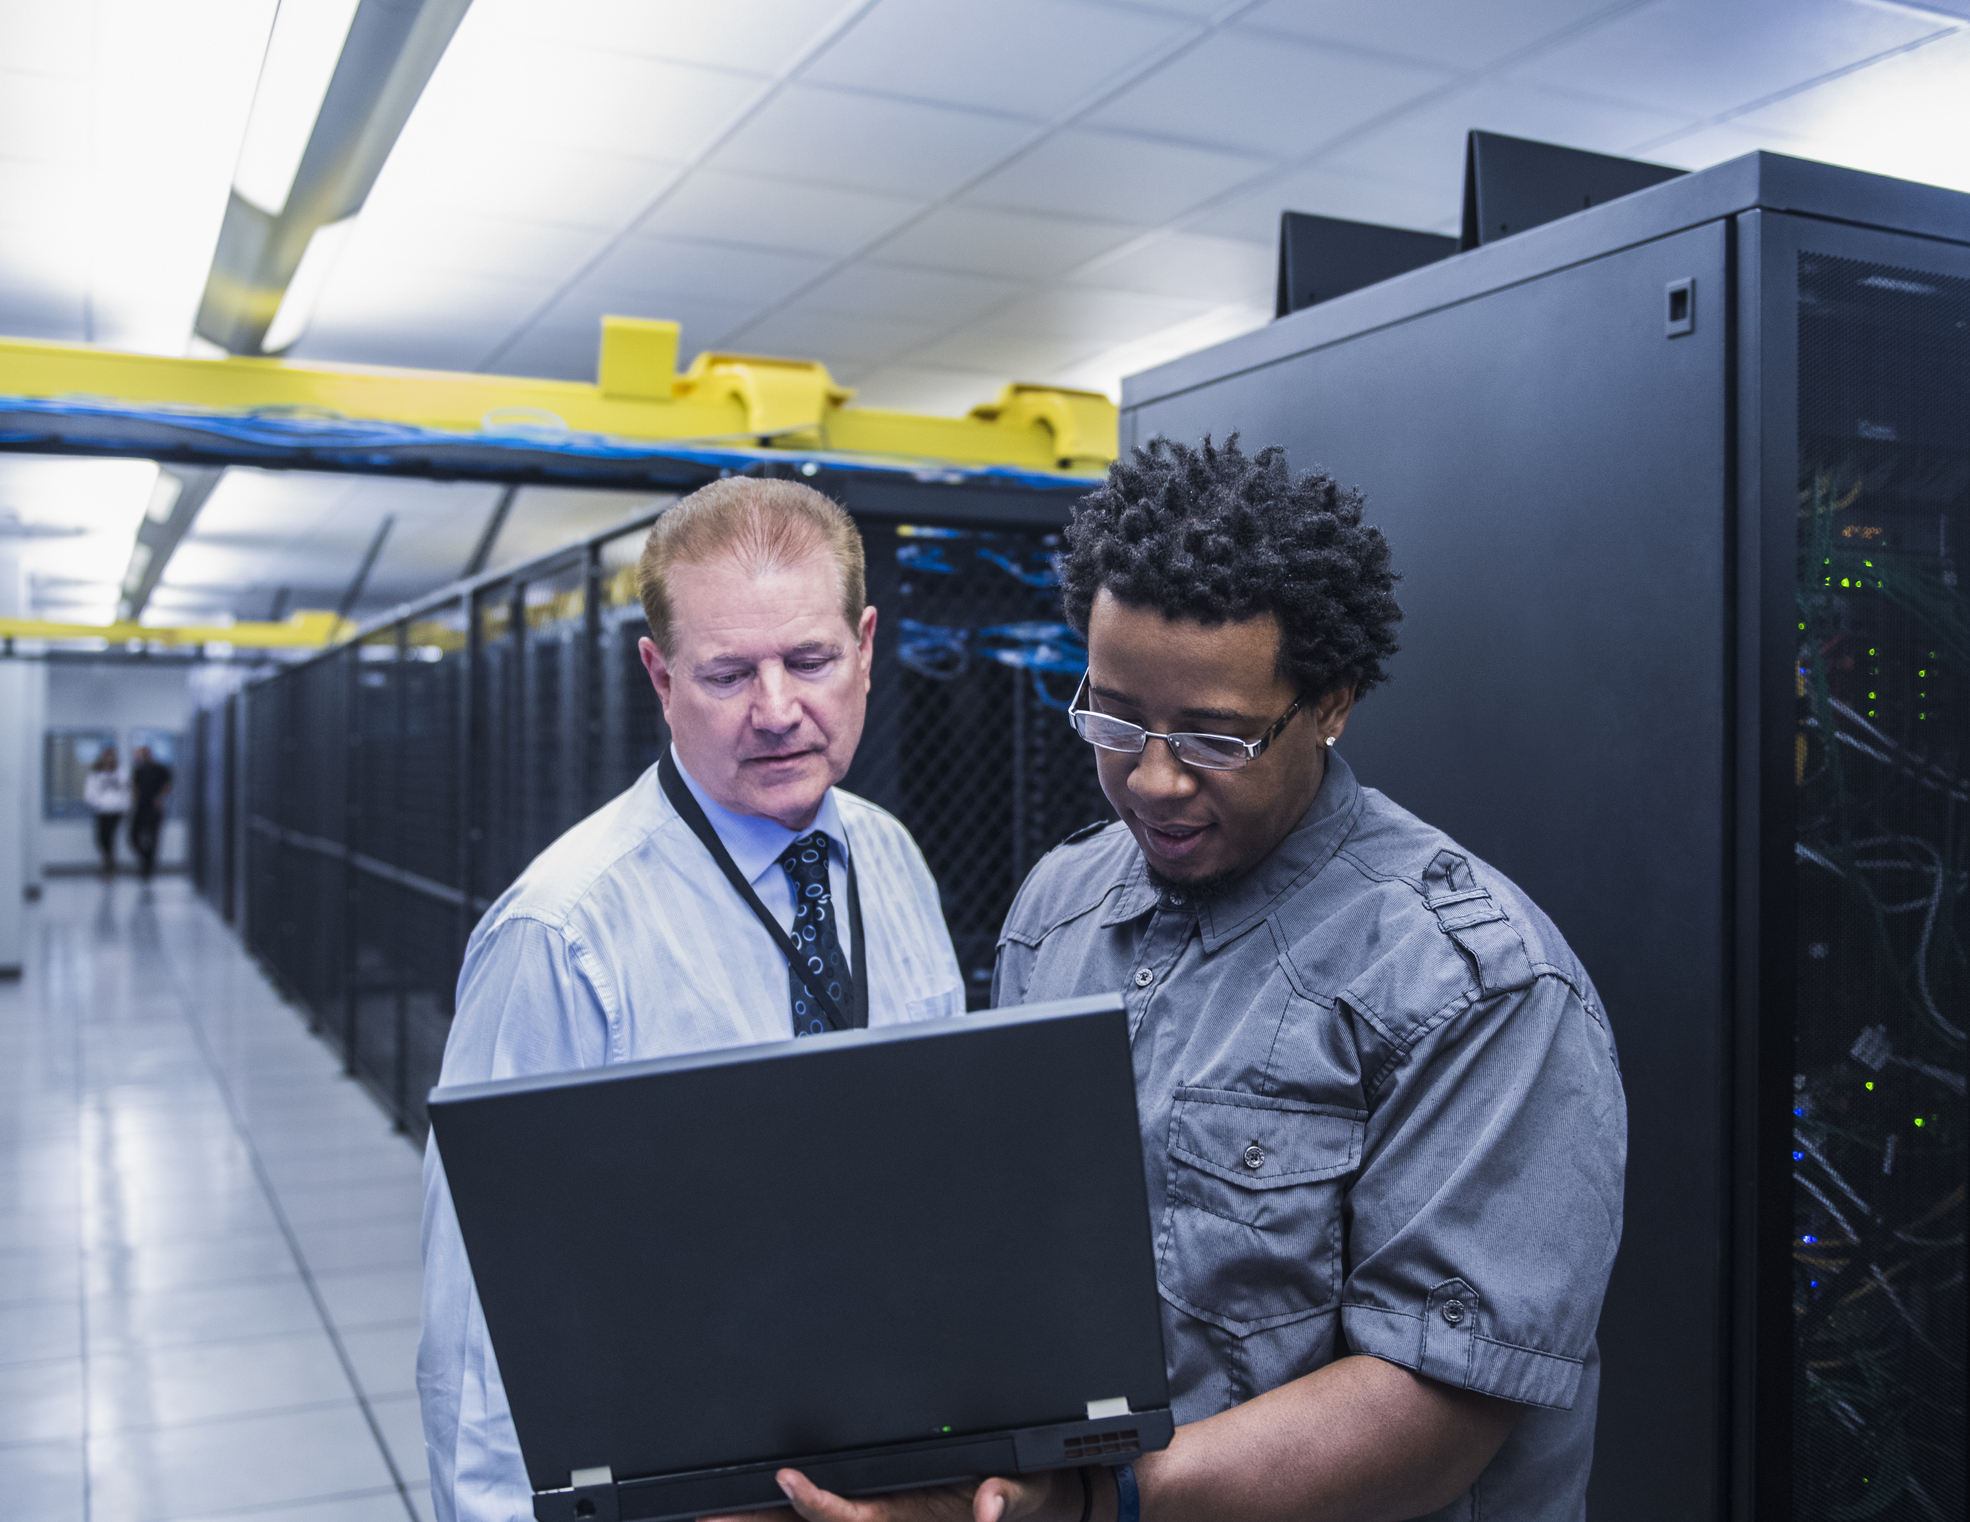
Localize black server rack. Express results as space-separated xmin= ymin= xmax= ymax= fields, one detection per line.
xmin=218 ymin=466 xmax=1103 ymax=1139
xmin=1120 ymin=153 xmax=1965 ymax=1522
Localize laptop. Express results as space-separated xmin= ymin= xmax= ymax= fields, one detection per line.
xmin=427 ymin=993 xmax=1173 ymax=1522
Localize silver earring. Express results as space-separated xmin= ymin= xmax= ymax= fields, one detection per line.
xmin=1324 ymin=735 xmax=1336 ymax=747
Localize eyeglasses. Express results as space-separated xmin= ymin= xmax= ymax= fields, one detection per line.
xmin=1067 ymin=673 xmax=1302 ymax=772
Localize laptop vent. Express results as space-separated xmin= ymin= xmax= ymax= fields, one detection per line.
xmin=1064 ymin=1429 xmax=1138 ymax=1459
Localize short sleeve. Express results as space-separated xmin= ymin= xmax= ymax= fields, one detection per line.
xmin=1340 ymin=975 xmax=1625 ymax=1409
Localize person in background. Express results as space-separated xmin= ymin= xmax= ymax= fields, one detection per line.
xmin=419 ymin=477 xmax=965 ymax=1522
xmin=129 ymin=744 xmax=173 ymax=882
xmin=84 ymin=746 xmax=129 ymax=878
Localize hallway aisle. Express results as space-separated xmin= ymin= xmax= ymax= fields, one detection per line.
xmin=1 ymin=878 xmax=431 ymax=1522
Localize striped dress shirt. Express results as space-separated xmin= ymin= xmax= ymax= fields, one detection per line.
xmin=418 ymin=752 xmax=965 ymax=1522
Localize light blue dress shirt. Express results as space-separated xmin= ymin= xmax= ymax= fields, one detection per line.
xmin=418 ymin=752 xmax=965 ymax=1522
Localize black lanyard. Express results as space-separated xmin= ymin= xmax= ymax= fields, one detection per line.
xmin=658 ymin=751 xmax=869 ymax=1031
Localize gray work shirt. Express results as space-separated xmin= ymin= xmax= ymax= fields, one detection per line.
xmin=992 ymin=753 xmax=1625 ymax=1522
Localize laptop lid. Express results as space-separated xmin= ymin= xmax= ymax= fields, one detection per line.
xmin=427 ymin=994 xmax=1170 ymax=1498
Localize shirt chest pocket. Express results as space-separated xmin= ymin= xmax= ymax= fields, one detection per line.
xmin=1158 ymin=1087 xmax=1365 ymax=1337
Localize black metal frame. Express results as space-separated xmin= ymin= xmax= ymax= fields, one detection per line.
xmin=192 ymin=462 xmax=1095 ymax=1138
xmin=1120 ymin=152 xmax=1969 ymax=1522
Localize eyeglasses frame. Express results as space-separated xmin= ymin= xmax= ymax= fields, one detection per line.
xmin=1066 ymin=671 xmax=1305 ymax=771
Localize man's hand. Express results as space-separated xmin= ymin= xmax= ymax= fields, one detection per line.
xmin=702 ymin=1463 xmax=1090 ymax=1522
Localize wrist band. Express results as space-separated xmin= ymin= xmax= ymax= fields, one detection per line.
xmin=1077 ymin=1465 xmax=1093 ymax=1522
xmin=1112 ymin=1463 xmax=1139 ymax=1522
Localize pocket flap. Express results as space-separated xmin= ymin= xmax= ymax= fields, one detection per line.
xmin=1169 ymin=1087 xmax=1365 ymax=1190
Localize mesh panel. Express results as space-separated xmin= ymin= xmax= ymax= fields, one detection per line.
xmin=596 ymin=529 xmax=670 ymax=799
xmin=236 ymin=488 xmax=1092 ymax=1134
xmin=847 ymin=523 xmax=1105 ymax=1003
xmin=1794 ymin=252 xmax=1967 ymax=1522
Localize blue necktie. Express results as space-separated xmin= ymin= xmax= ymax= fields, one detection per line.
xmin=780 ymin=832 xmax=852 ymax=1037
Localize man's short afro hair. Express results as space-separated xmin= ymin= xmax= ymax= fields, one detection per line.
xmin=1060 ymin=434 xmax=1402 ymax=699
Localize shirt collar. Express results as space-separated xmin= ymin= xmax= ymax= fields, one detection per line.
xmin=1098 ymin=750 xmax=1365 ymax=950
xmin=669 ymin=746 xmax=850 ymax=889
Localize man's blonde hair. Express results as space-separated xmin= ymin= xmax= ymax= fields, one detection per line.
xmin=638 ymin=477 xmax=866 ymax=654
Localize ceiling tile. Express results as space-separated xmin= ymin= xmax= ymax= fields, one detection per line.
xmin=841 ymin=364 xmax=1018 ymax=416
xmin=366 ymin=135 xmax=682 ymax=231
xmin=875 ymin=206 xmax=1141 ymax=279
xmin=804 ymin=0 xmax=1192 ymax=120
xmin=636 ymin=170 xmax=925 ymax=257
xmin=906 ymin=325 xmax=1113 ymax=378
xmin=0 ymin=1 xmax=90 ymax=75
xmin=1239 ymin=0 xmax=1633 ymax=72
xmin=722 ymin=308 xmax=941 ymax=369
xmin=397 ymin=18 xmax=770 ymax=163
xmin=797 ymin=264 xmax=1027 ymax=325
xmin=990 ymin=286 xmax=1215 ymax=341
xmin=1687 ymin=24 xmax=1970 ymax=193
xmin=1202 ymin=161 xmax=1461 ymax=244
xmin=1069 ymin=233 xmax=1274 ymax=303
xmin=1317 ymin=77 xmax=1687 ymax=190
xmin=584 ymin=235 xmax=831 ymax=309
xmin=486 ymin=0 xmax=850 ymax=73
xmin=522 ymin=290 xmax=761 ymax=369
xmin=1090 ymin=28 xmax=1449 ymax=157
xmin=963 ymin=128 xmax=1269 ymax=224
xmin=1505 ymin=0 xmax=1949 ymax=120
xmin=708 ymin=85 xmax=1037 ymax=199
xmin=1054 ymin=302 xmax=1271 ymax=397
xmin=0 ymin=69 xmax=87 ymax=164
xmin=335 ymin=213 xmax=614 ymax=287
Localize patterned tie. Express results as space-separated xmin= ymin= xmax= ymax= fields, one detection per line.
xmin=779 ymin=831 xmax=852 ymax=1037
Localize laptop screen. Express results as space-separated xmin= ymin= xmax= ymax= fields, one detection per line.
xmin=429 ymin=994 xmax=1169 ymax=1495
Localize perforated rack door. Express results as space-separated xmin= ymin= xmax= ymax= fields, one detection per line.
xmin=1792 ymin=249 xmax=1967 ymax=1522
xmin=848 ymin=522 xmax=1108 ymax=1005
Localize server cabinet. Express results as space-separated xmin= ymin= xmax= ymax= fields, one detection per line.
xmin=1120 ymin=154 xmax=1965 ymax=1522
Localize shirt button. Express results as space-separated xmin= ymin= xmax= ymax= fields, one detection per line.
xmin=1168 ymin=893 xmax=1186 ymax=906
xmin=1242 ymin=1144 xmax=1265 ymax=1170
xmin=1442 ymin=1299 xmax=1466 ymax=1326
xmin=1132 ymin=968 xmax=1154 ymax=988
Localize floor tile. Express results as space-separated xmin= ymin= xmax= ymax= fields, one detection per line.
xmin=0 ymin=1246 xmax=81 ymax=1307
xmin=0 ymin=1436 xmax=84 ymax=1522
xmin=167 ymin=1490 xmax=415 ymax=1522
xmin=86 ymin=1231 xmax=300 ymax=1298
xmin=0 ymin=1357 xmax=83 ymax=1446
xmin=89 ymin=1329 xmax=354 ymax=1433
xmin=0 ymin=1296 xmax=82 ymax=1366
xmin=369 ymin=1392 xmax=430 ymax=1485
xmin=313 ymin=1267 xmax=423 ymax=1332
xmin=89 ymin=1402 xmax=399 ymax=1521
xmin=86 ymin=1274 xmax=320 ymax=1354
xmin=338 ymin=1323 xmax=422 ymax=1401
xmin=277 ymin=1181 xmax=426 ymax=1231
xmin=289 ymin=1217 xmax=424 ymax=1278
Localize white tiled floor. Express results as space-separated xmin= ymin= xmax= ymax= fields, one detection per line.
xmin=1 ymin=878 xmax=430 ymax=1522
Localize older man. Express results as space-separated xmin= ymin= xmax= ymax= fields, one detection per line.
xmin=418 ymin=477 xmax=965 ymax=1522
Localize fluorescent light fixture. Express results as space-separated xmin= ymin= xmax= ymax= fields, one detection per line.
xmin=233 ymin=0 xmax=364 ymax=217
xmin=263 ymin=216 xmax=357 ymax=351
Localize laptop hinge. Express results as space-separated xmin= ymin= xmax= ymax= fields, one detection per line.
xmin=535 ymin=1467 xmax=618 ymax=1522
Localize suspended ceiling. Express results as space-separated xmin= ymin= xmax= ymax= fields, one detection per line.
xmin=2 ymin=0 xmax=1967 ymax=625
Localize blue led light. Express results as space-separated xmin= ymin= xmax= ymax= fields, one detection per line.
xmin=1793 ymin=1151 xmax=1805 ymax=1161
